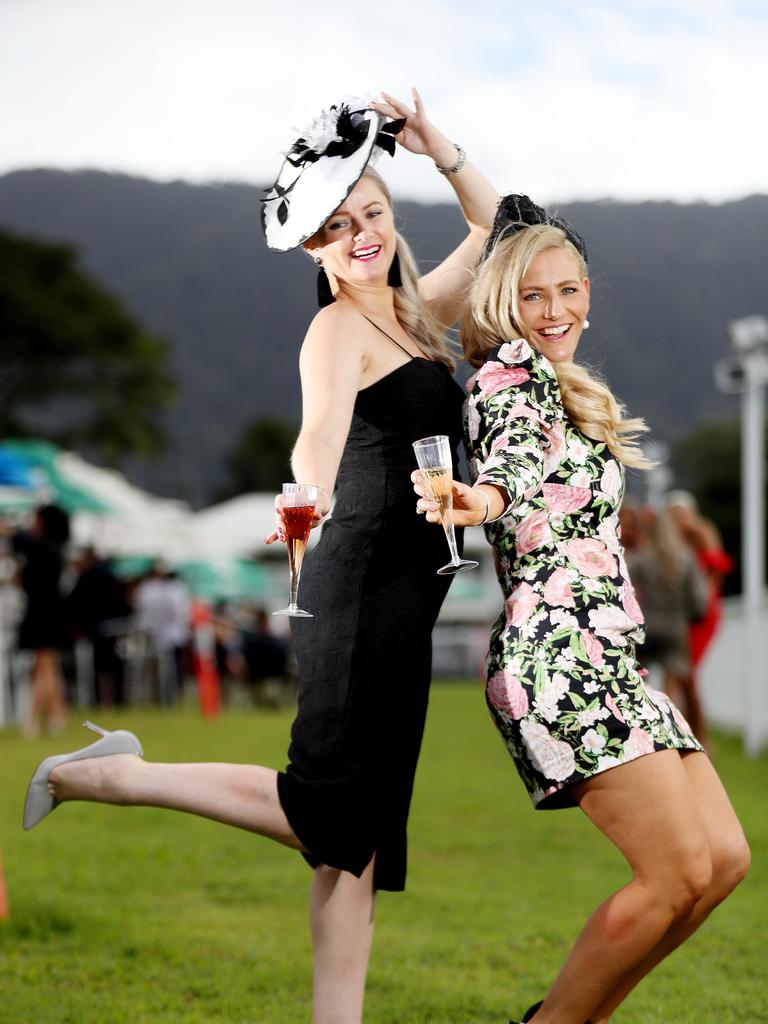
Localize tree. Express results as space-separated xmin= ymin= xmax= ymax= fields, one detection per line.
xmin=220 ymin=416 xmax=297 ymax=497
xmin=671 ymin=415 xmax=768 ymax=596
xmin=0 ymin=229 xmax=175 ymax=457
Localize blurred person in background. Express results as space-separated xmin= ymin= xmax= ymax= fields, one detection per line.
xmin=24 ymin=90 xmax=499 ymax=1024
xmin=667 ymin=490 xmax=734 ymax=677
xmin=134 ymin=562 xmax=191 ymax=706
xmin=68 ymin=547 xmax=132 ymax=706
xmin=240 ymin=606 xmax=290 ymax=696
xmin=626 ymin=505 xmax=711 ymax=745
xmin=9 ymin=504 xmax=71 ymax=736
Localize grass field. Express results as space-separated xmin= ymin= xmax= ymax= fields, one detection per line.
xmin=1 ymin=684 xmax=766 ymax=1023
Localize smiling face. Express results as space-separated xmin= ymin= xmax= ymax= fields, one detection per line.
xmin=304 ymin=174 xmax=396 ymax=288
xmin=516 ymin=246 xmax=590 ymax=364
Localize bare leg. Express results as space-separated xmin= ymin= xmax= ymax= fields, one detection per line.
xmin=49 ymin=756 xmax=302 ymax=848
xmin=43 ymin=648 xmax=69 ymax=732
xmin=25 ymin=649 xmax=67 ymax=736
xmin=590 ymin=752 xmax=749 ymax=1022
xmin=528 ymin=750 xmax=715 ymax=1024
xmin=311 ymin=858 xmax=376 ymax=1024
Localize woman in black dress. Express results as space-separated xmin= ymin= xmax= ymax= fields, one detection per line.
xmin=25 ymin=90 xmax=498 ymax=1024
xmin=12 ymin=503 xmax=71 ymax=736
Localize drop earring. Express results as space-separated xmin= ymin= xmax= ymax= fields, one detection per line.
xmin=316 ymin=267 xmax=335 ymax=308
xmin=387 ymin=252 xmax=403 ymax=287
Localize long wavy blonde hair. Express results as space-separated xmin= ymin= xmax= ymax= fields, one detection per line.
xmin=307 ymin=167 xmax=457 ymax=370
xmin=462 ymin=224 xmax=653 ymax=470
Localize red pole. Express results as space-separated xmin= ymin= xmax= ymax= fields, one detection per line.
xmin=191 ymin=599 xmax=221 ymax=718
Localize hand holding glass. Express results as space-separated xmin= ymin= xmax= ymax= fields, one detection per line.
xmin=273 ymin=482 xmax=318 ymax=617
xmin=412 ymin=435 xmax=478 ymax=576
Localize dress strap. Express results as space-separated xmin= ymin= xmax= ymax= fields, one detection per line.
xmin=360 ymin=314 xmax=414 ymax=359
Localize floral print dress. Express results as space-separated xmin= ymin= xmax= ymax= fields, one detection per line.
xmin=465 ymin=338 xmax=703 ymax=808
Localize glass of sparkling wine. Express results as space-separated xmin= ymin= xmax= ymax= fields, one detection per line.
xmin=273 ymin=482 xmax=318 ymax=618
xmin=412 ymin=435 xmax=479 ymax=576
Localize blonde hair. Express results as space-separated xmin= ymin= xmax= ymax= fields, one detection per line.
xmin=309 ymin=167 xmax=457 ymax=370
xmin=462 ymin=224 xmax=653 ymax=470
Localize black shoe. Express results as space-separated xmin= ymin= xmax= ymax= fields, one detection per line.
xmin=515 ymin=1002 xmax=593 ymax=1024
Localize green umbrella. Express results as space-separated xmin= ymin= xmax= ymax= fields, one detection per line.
xmin=175 ymin=558 xmax=269 ymax=602
xmin=0 ymin=439 xmax=111 ymax=514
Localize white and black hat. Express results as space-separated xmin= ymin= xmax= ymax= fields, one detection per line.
xmin=261 ymin=97 xmax=405 ymax=253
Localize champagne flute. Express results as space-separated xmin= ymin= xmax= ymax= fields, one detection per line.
xmin=412 ymin=435 xmax=478 ymax=576
xmin=273 ymin=482 xmax=318 ymax=617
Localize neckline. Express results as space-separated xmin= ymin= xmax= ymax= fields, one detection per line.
xmin=359 ymin=356 xmax=444 ymax=394
xmin=360 ymin=312 xmax=436 ymax=363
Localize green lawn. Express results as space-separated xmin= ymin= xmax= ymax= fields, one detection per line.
xmin=1 ymin=684 xmax=766 ymax=1023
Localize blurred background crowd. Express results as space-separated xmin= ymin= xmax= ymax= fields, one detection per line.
xmin=0 ymin=483 xmax=733 ymax=749
xmin=0 ymin=500 xmax=298 ymax=738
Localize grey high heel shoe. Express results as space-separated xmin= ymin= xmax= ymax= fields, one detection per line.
xmin=23 ymin=721 xmax=143 ymax=831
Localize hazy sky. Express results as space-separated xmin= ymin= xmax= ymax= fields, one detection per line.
xmin=2 ymin=0 xmax=766 ymax=204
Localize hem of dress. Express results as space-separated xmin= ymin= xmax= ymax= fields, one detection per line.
xmin=276 ymin=770 xmax=379 ymax=881
xmin=531 ymin=738 xmax=706 ymax=811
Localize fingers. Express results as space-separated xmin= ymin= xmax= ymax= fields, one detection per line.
xmin=380 ymin=91 xmax=413 ymax=117
xmin=267 ymin=493 xmax=287 ymax=544
xmin=410 ymin=86 xmax=423 ymax=113
xmin=410 ymin=469 xmax=429 ymax=498
xmin=416 ymin=495 xmax=438 ymax=515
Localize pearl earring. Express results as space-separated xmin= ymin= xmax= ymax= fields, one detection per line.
xmin=583 ymin=319 xmax=590 ymax=330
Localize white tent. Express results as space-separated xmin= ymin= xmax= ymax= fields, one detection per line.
xmin=60 ymin=451 xmax=195 ymax=559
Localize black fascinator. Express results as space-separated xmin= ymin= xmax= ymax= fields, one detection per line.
xmin=482 ymin=194 xmax=588 ymax=265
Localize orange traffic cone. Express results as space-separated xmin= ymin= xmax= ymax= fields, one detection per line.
xmin=191 ymin=598 xmax=221 ymax=719
xmin=0 ymin=851 xmax=9 ymax=919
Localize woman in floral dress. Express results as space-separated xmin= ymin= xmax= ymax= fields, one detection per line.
xmin=414 ymin=196 xmax=750 ymax=1024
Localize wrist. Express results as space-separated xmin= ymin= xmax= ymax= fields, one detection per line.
xmin=434 ymin=142 xmax=466 ymax=176
xmin=428 ymin=136 xmax=456 ymax=164
xmin=475 ymin=487 xmax=490 ymax=526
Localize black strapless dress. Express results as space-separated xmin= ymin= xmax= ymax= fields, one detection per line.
xmin=277 ymin=347 xmax=465 ymax=892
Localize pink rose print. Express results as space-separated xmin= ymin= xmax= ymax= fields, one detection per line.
xmin=623 ymin=726 xmax=655 ymax=760
xmin=543 ymin=567 xmax=576 ymax=608
xmin=477 ymin=361 xmax=531 ymax=396
xmin=515 ymin=510 xmax=553 ymax=557
xmin=605 ymin=692 xmax=626 ymax=724
xmin=621 ymin=582 xmax=644 ymax=624
xmin=542 ymin=422 xmax=565 ymax=477
xmin=497 ymin=339 xmax=530 ymax=364
xmin=466 ymin=399 xmax=481 ymax=441
xmin=580 ymin=629 xmax=605 ymax=668
xmin=565 ymin=538 xmax=618 ymax=578
xmin=490 ymin=434 xmax=511 ymax=454
xmin=588 ymin=606 xmax=640 ymax=644
xmin=487 ymin=670 xmax=529 ymax=719
xmin=506 ymin=403 xmax=545 ymax=430
xmin=465 ymin=371 xmax=478 ymax=392
xmin=599 ymin=461 xmax=622 ymax=503
xmin=505 ymin=582 xmax=541 ymax=626
xmin=520 ymin=720 xmax=576 ymax=782
xmin=646 ymin=687 xmax=694 ymax=735
xmin=542 ymin=483 xmax=592 ymax=513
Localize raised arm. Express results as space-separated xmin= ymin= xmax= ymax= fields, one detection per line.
xmin=369 ymin=88 xmax=498 ymax=326
xmin=265 ymin=307 xmax=364 ymax=543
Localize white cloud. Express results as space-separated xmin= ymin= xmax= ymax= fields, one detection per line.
xmin=0 ymin=0 xmax=765 ymax=202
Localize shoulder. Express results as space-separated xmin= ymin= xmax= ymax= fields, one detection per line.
xmin=467 ymin=338 xmax=562 ymax=422
xmin=300 ymin=304 xmax=366 ymax=362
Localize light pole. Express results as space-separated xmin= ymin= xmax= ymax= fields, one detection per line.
xmin=715 ymin=315 xmax=768 ymax=757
